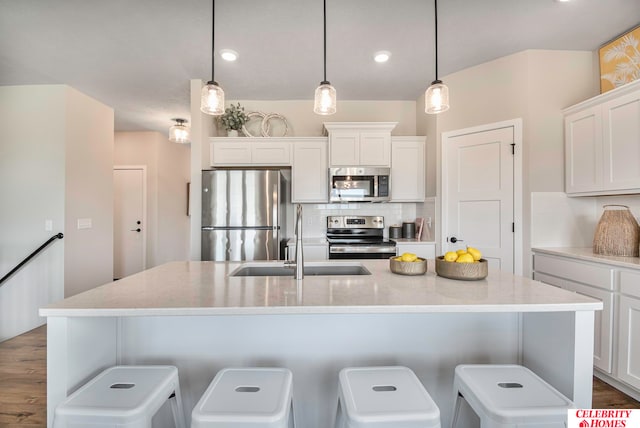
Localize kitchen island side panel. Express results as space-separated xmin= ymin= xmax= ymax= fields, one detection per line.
xmin=117 ymin=313 xmax=520 ymax=428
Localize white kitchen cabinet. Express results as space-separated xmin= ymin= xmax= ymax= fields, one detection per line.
xmin=617 ymin=270 xmax=640 ymax=390
xmin=390 ymin=137 xmax=425 ymax=202
xmin=291 ymin=138 xmax=328 ymax=203
xmin=210 ymin=138 xmax=291 ymax=166
xmin=564 ymin=79 xmax=640 ymax=196
xmin=532 ymin=253 xmax=614 ymax=373
xmin=395 ymin=240 xmax=435 ymax=260
xmin=324 ymin=122 xmax=397 ymax=167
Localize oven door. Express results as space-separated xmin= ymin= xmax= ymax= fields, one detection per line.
xmin=329 ymin=245 xmax=397 ymax=260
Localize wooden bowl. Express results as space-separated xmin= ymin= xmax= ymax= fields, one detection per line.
xmin=435 ymin=256 xmax=488 ymax=280
xmin=389 ymin=256 xmax=428 ymax=276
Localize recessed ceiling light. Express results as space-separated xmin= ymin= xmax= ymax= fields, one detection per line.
xmin=220 ymin=49 xmax=238 ymax=62
xmin=374 ymin=51 xmax=391 ymax=63
xmin=555 ymin=0 xmax=570 ymax=2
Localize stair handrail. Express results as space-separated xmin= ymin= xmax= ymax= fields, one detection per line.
xmin=0 ymin=233 xmax=64 ymax=287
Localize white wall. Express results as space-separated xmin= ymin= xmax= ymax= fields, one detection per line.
xmin=416 ymin=50 xmax=598 ymax=276
xmin=212 ymin=100 xmax=417 ymax=137
xmin=64 ymin=87 xmax=115 ymax=297
xmin=0 ymin=85 xmax=113 ymax=341
xmin=114 ymin=131 xmax=190 ymax=268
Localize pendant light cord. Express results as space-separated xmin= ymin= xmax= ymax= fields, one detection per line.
xmin=323 ymin=0 xmax=327 ymax=83
xmin=434 ymin=0 xmax=439 ymax=81
xmin=211 ymin=0 xmax=216 ymax=83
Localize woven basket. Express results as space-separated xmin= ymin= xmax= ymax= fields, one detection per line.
xmin=593 ymin=205 xmax=640 ymax=257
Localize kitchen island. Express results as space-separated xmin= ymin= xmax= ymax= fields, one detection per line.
xmin=40 ymin=260 xmax=602 ymax=428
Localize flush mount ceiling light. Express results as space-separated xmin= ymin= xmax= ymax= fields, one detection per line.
xmin=220 ymin=49 xmax=238 ymax=62
xmin=425 ymin=0 xmax=450 ymax=114
xmin=200 ymin=0 xmax=225 ymax=115
xmin=374 ymin=51 xmax=391 ymax=63
xmin=169 ymin=119 xmax=191 ymax=144
xmin=313 ymin=0 xmax=336 ymax=115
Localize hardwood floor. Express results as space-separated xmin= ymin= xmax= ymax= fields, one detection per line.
xmin=0 ymin=325 xmax=46 ymax=427
xmin=1 ymin=325 xmax=638 ymax=426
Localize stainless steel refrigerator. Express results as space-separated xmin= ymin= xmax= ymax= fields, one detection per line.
xmin=201 ymin=169 xmax=286 ymax=261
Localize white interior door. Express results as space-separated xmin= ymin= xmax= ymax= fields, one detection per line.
xmin=442 ymin=122 xmax=519 ymax=273
xmin=113 ymin=167 xmax=146 ymax=279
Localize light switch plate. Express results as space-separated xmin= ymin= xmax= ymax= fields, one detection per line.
xmin=45 ymin=220 xmax=53 ymax=231
xmin=77 ymin=218 xmax=92 ymax=229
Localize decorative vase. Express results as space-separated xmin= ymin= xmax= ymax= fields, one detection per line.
xmin=227 ymin=129 xmax=238 ymax=137
xmin=593 ymin=205 xmax=640 ymax=256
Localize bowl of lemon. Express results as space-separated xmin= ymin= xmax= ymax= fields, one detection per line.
xmin=435 ymin=247 xmax=488 ymax=280
xmin=390 ymin=252 xmax=428 ymax=276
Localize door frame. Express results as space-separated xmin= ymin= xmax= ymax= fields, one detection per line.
xmin=114 ymin=165 xmax=148 ymax=274
xmin=439 ymin=118 xmax=523 ymax=275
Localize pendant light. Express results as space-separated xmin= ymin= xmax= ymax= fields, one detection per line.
xmin=201 ymin=0 xmax=225 ymax=115
xmin=425 ymin=0 xmax=449 ymax=114
xmin=169 ymin=119 xmax=191 ymax=144
xmin=313 ymin=0 xmax=336 ymax=115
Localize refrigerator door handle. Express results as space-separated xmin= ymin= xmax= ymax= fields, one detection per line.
xmin=202 ymin=226 xmax=275 ymax=231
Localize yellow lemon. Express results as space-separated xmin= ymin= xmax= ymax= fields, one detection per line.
xmin=467 ymin=246 xmax=482 ymax=261
xmin=394 ymin=256 xmax=402 ymax=261
xmin=400 ymin=252 xmax=417 ymax=262
xmin=455 ymin=253 xmax=475 ymax=263
xmin=456 ymin=249 xmax=467 ymax=256
xmin=443 ymin=251 xmax=458 ymax=262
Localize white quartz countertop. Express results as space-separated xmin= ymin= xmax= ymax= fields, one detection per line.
xmin=533 ymin=247 xmax=640 ymax=270
xmin=40 ymin=260 xmax=602 ymax=317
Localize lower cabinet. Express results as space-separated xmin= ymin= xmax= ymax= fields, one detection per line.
xmin=286 ymin=241 xmax=328 ymax=261
xmin=617 ymin=270 xmax=640 ymax=390
xmin=532 ymin=250 xmax=640 ymax=396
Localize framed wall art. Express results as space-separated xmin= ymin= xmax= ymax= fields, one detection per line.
xmin=599 ymin=24 xmax=640 ymax=93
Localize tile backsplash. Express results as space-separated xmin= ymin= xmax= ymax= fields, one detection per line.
xmin=531 ymin=192 xmax=640 ymax=248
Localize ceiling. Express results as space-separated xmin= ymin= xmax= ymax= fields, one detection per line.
xmin=1 ymin=0 xmax=639 ymax=134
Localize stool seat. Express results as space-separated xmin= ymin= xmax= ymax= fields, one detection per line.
xmin=191 ymin=367 xmax=294 ymax=428
xmin=452 ymin=364 xmax=574 ymax=428
xmin=54 ymin=365 xmax=185 ymax=428
xmin=337 ymin=366 xmax=441 ymax=428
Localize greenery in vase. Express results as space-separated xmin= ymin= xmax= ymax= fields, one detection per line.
xmin=219 ymin=103 xmax=249 ymax=131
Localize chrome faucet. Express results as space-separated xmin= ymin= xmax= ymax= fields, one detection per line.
xmin=294 ymin=204 xmax=304 ymax=279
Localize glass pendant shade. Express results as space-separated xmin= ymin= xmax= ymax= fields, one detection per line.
xmin=314 ymin=81 xmax=337 ymax=115
xmin=200 ymin=81 xmax=225 ymax=115
xmin=425 ymin=80 xmax=450 ymax=114
xmin=169 ymin=119 xmax=190 ymax=144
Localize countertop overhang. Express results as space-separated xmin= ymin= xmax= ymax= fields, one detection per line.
xmin=39 ymin=260 xmax=602 ymax=317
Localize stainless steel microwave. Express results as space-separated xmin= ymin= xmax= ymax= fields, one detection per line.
xmin=329 ymin=167 xmax=390 ymax=202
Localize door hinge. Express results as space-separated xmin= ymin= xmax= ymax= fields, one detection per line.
xmin=512 ymin=222 xmax=515 ymax=233
xmin=510 ymin=143 xmax=515 ymax=155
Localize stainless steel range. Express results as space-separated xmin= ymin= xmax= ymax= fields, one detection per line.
xmin=326 ymin=215 xmax=397 ymax=259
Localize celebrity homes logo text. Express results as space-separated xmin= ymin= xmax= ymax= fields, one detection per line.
xmin=568 ymin=409 xmax=639 ymax=428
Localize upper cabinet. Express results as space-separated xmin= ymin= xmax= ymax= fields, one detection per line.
xmin=291 ymin=138 xmax=329 ymax=203
xmin=324 ymin=122 xmax=397 ymax=167
xmin=390 ymin=137 xmax=425 ymax=202
xmin=210 ymin=138 xmax=291 ymax=166
xmin=564 ymin=80 xmax=640 ymax=196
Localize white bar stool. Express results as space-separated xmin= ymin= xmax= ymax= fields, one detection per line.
xmin=191 ymin=367 xmax=294 ymax=428
xmin=451 ymin=364 xmax=575 ymax=428
xmin=53 ymin=365 xmax=186 ymax=428
xmin=335 ymin=366 xmax=441 ymax=428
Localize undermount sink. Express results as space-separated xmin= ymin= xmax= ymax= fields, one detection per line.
xmin=229 ymin=261 xmax=371 ymax=277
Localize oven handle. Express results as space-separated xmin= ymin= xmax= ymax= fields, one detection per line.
xmin=329 ymin=245 xmax=397 ymax=254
